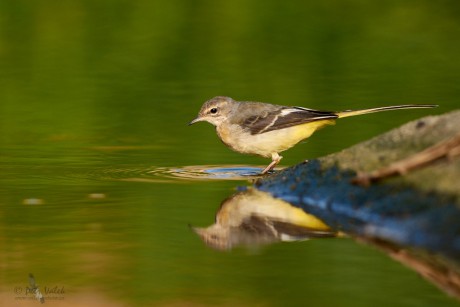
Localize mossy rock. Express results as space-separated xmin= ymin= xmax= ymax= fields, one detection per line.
xmin=320 ymin=110 xmax=460 ymax=199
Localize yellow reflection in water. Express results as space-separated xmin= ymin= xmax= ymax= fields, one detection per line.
xmin=192 ymin=188 xmax=337 ymax=250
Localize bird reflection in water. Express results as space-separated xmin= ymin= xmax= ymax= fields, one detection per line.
xmin=192 ymin=188 xmax=337 ymax=250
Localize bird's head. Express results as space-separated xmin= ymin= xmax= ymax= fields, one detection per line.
xmin=191 ymin=224 xmax=231 ymax=251
xmin=189 ymin=96 xmax=236 ymax=127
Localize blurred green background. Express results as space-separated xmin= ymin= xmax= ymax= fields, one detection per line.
xmin=1 ymin=1 xmax=459 ymax=306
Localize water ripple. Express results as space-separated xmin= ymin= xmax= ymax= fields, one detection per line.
xmin=89 ymin=165 xmax=269 ymax=182
xmin=154 ymin=165 xmax=266 ymax=181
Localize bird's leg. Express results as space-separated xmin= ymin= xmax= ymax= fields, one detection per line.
xmin=261 ymin=153 xmax=283 ymax=174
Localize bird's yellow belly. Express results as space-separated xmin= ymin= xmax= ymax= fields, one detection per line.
xmin=217 ymin=120 xmax=335 ymax=158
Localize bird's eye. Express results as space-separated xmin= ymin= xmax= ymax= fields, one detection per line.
xmin=210 ymin=108 xmax=218 ymax=114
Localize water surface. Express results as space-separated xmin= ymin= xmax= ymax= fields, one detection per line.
xmin=1 ymin=1 xmax=459 ymax=306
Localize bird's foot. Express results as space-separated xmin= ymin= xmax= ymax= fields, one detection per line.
xmin=261 ymin=154 xmax=283 ymax=175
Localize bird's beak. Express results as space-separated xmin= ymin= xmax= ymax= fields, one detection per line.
xmin=188 ymin=117 xmax=203 ymax=125
xmin=189 ymin=225 xmax=206 ymax=237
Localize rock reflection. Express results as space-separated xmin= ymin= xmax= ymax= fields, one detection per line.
xmin=192 ymin=188 xmax=337 ymax=250
xmin=360 ymin=238 xmax=460 ymax=300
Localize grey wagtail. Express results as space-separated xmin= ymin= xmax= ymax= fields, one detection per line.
xmin=192 ymin=188 xmax=336 ymax=250
xmin=189 ymin=96 xmax=437 ymax=174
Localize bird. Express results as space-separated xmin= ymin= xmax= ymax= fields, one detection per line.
xmin=191 ymin=188 xmax=336 ymax=250
xmin=189 ymin=96 xmax=437 ymax=174
xmin=28 ymin=273 xmax=45 ymax=304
